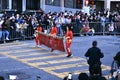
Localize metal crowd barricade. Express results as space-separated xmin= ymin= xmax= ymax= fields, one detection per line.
xmin=66 ymin=22 xmax=120 ymax=36
xmin=43 ymin=21 xmax=120 ymax=36
xmin=8 ymin=27 xmax=35 ymax=41
xmin=0 ymin=23 xmax=48 ymax=43
xmin=1 ymin=22 xmax=120 ymax=43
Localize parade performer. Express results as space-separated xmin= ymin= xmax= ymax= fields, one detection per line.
xmin=65 ymin=26 xmax=73 ymax=57
xmin=50 ymin=22 xmax=58 ymax=52
xmin=35 ymin=23 xmax=42 ymax=47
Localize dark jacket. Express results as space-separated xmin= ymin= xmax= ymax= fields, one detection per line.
xmin=2 ymin=20 xmax=9 ymax=31
xmin=89 ymin=75 xmax=107 ymax=80
xmin=85 ymin=47 xmax=104 ymax=65
xmin=114 ymin=51 xmax=120 ymax=67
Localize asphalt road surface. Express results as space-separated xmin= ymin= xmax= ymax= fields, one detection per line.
xmin=0 ymin=35 xmax=119 ymax=80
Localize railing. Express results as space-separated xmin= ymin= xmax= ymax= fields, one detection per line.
xmin=63 ymin=22 xmax=120 ymax=36
xmin=41 ymin=22 xmax=120 ymax=36
xmin=0 ymin=22 xmax=120 ymax=43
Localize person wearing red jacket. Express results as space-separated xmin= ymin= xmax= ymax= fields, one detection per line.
xmin=50 ymin=22 xmax=58 ymax=36
xmin=50 ymin=22 xmax=58 ymax=52
xmin=65 ymin=26 xmax=73 ymax=57
xmin=35 ymin=23 xmax=42 ymax=47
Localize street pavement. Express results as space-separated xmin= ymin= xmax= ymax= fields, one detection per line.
xmin=0 ymin=35 xmax=120 ymax=80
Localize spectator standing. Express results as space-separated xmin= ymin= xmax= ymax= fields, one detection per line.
xmin=84 ymin=41 xmax=104 ymax=76
xmin=0 ymin=18 xmax=4 ymax=41
xmin=2 ymin=18 xmax=10 ymax=42
xmin=0 ymin=24 xmax=2 ymax=41
xmin=65 ymin=26 xmax=73 ymax=57
xmin=55 ymin=14 xmax=63 ymax=36
xmin=10 ymin=19 xmax=16 ymax=39
xmin=100 ymin=15 xmax=106 ymax=34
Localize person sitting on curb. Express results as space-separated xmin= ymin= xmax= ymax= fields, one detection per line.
xmin=80 ymin=24 xmax=94 ymax=36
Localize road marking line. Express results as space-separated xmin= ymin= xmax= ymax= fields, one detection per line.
xmin=0 ymin=66 xmax=34 ymax=72
xmin=101 ymin=65 xmax=111 ymax=70
xmin=0 ymin=49 xmax=44 ymax=55
xmin=27 ymin=58 xmax=85 ymax=66
xmin=47 ymin=58 xmax=85 ymax=64
xmin=20 ymin=54 xmax=67 ymax=61
xmin=40 ymin=62 xmax=88 ymax=70
xmin=15 ymin=52 xmax=52 ymax=57
xmin=28 ymin=62 xmax=48 ymax=66
xmin=0 ymin=56 xmax=8 ymax=59
xmin=9 ymin=49 xmax=42 ymax=53
xmin=0 ymin=43 xmax=27 ymax=48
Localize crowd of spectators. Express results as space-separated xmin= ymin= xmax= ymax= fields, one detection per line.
xmin=0 ymin=8 xmax=120 ymax=43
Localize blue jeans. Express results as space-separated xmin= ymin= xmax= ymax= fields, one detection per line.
xmin=0 ymin=30 xmax=2 ymax=39
xmin=56 ymin=25 xmax=63 ymax=36
xmin=2 ymin=30 xmax=9 ymax=41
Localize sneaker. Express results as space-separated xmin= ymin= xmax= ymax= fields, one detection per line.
xmin=66 ymin=54 xmax=73 ymax=57
xmin=35 ymin=45 xmax=39 ymax=47
xmin=38 ymin=45 xmax=42 ymax=47
xmin=66 ymin=55 xmax=70 ymax=57
xmin=33 ymin=34 xmax=36 ymax=37
xmin=3 ymin=41 xmax=6 ymax=43
xmin=6 ymin=37 xmax=9 ymax=40
xmin=51 ymin=49 xmax=54 ymax=52
xmin=70 ymin=54 xmax=73 ymax=57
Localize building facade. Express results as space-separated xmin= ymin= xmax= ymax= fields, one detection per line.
xmin=0 ymin=0 xmax=120 ymax=13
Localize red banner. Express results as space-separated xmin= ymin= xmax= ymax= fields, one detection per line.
xmin=38 ymin=32 xmax=65 ymax=52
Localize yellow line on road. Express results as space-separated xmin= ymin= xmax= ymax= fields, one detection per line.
xmin=57 ymin=65 xmax=111 ymax=79
xmin=65 ymin=65 xmax=110 ymax=75
xmin=20 ymin=54 xmax=67 ymax=61
xmin=47 ymin=58 xmax=85 ymax=64
xmin=28 ymin=58 xmax=85 ymax=66
xmin=15 ymin=52 xmax=51 ymax=57
xmin=0 ymin=48 xmax=44 ymax=55
xmin=2 ymin=53 xmax=111 ymax=80
xmin=40 ymin=62 xmax=88 ymax=70
xmin=101 ymin=65 xmax=111 ymax=70
xmin=28 ymin=62 xmax=48 ymax=66
xmin=0 ymin=42 xmax=22 ymax=46
xmin=0 ymin=43 xmax=27 ymax=48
